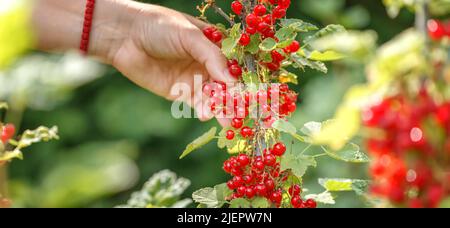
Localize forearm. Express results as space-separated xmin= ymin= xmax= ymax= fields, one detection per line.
xmin=31 ymin=0 xmax=136 ymax=63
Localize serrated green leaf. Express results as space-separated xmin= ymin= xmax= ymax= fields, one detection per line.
xmin=230 ymin=198 xmax=251 ymax=208
xmin=305 ymin=191 xmax=335 ymax=205
xmin=280 ymin=19 xmax=318 ymax=32
xmin=301 ymin=121 xmax=323 ymax=136
xmin=251 ymin=197 xmax=271 ymax=208
xmin=259 ymin=51 xmax=273 ymax=63
xmin=179 ymin=127 xmax=217 ymax=159
xmin=259 ymin=38 xmax=277 ymax=51
xmin=281 ymin=153 xmax=316 ymax=177
xmin=229 ymin=23 xmax=242 ymax=39
xmin=319 ymin=178 xmax=370 ymax=195
xmin=222 ymin=38 xmax=239 ymax=59
xmin=272 ymin=120 xmax=297 ymax=134
xmin=307 ymin=24 xmax=346 ymax=42
xmin=192 ymin=183 xmax=232 ymax=208
xmin=321 ymin=143 xmax=370 ymax=163
xmin=244 ymin=34 xmax=261 ymax=54
xmin=275 ymin=27 xmax=297 ymax=41
xmin=307 ymin=50 xmax=346 ymax=61
xmin=291 ymin=53 xmax=328 ymax=73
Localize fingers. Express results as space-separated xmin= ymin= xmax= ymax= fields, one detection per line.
xmin=182 ymin=26 xmax=236 ymax=84
xmin=183 ymin=14 xmax=209 ymax=30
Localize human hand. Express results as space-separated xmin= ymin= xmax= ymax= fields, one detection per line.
xmin=33 ymin=0 xmax=236 ymax=123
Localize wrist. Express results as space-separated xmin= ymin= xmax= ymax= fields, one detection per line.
xmin=32 ymin=0 xmax=136 ymax=64
xmin=89 ymin=0 xmax=136 ymax=63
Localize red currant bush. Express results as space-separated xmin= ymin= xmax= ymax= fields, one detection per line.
xmin=182 ymin=0 xmax=351 ymax=208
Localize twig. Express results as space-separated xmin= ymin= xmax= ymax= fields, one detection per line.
xmin=211 ymin=3 xmax=235 ymax=26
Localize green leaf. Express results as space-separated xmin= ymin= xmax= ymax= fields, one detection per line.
xmin=275 ymin=27 xmax=297 ymax=41
xmin=227 ymin=140 xmax=248 ymax=154
xmin=272 ymin=120 xmax=297 ymax=134
xmin=321 ymin=143 xmax=370 ymax=163
xmin=439 ymin=197 xmax=450 ymax=208
xmin=319 ymin=178 xmax=370 ymax=195
xmin=229 ymin=23 xmax=242 ymax=39
xmin=301 ymin=121 xmax=323 ymax=136
xmin=291 ymin=53 xmax=328 ymax=73
xmin=305 ymin=191 xmax=335 ymax=205
xmin=281 ymin=153 xmax=316 ymax=178
xmin=280 ymin=19 xmax=318 ymax=32
xmin=218 ymin=128 xmax=237 ymax=149
xmin=222 ymin=38 xmax=239 ymax=59
xmin=251 ymin=197 xmax=271 ymax=208
xmin=230 ymin=198 xmax=251 ymax=208
xmin=307 ymin=24 xmax=346 ymax=42
xmin=192 ymin=183 xmax=232 ymax=208
xmin=279 ymin=72 xmax=298 ymax=85
xmin=259 ymin=38 xmax=277 ymax=51
xmin=244 ymin=34 xmax=261 ymax=54
xmin=179 ymin=127 xmax=217 ymax=159
xmin=259 ymin=51 xmax=273 ymax=63
xmin=242 ymin=72 xmax=259 ymax=86
xmin=307 ymin=50 xmax=346 ymax=61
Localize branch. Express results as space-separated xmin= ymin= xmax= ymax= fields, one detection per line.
xmin=211 ymin=4 xmax=235 ymax=26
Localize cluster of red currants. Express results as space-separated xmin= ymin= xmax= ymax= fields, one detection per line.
xmin=203 ymin=26 xmax=224 ymax=44
xmin=363 ymin=92 xmax=450 ymax=208
xmin=202 ymin=81 xmax=298 ymax=127
xmin=1 ymin=123 xmax=15 ymax=144
xmin=223 ymin=142 xmax=317 ymax=208
xmin=427 ymin=19 xmax=450 ymax=41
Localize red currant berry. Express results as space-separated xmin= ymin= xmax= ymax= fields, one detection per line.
xmin=239 ymin=33 xmax=251 ymax=46
xmin=240 ymin=126 xmax=254 ymax=138
xmin=237 ymin=186 xmax=247 ymax=195
xmin=255 ymin=184 xmax=267 ymax=196
xmin=243 ymin=174 xmax=254 ymax=184
xmin=278 ymin=0 xmax=291 ymax=9
xmin=270 ymin=190 xmax=282 ymax=203
xmin=203 ymin=27 xmax=216 ymax=39
xmin=231 ymin=118 xmax=244 ymax=129
xmin=1 ymin=124 xmax=15 ymax=143
xmin=211 ymin=31 xmax=223 ymax=43
xmin=227 ymin=180 xmax=237 ymax=190
xmin=231 ymin=168 xmax=244 ymax=176
xmin=223 ymin=161 xmax=232 ymax=173
xmin=288 ymin=184 xmax=302 ymax=196
xmin=291 ymin=195 xmax=303 ymax=208
xmin=305 ymin=199 xmax=317 ymax=208
xmin=253 ymin=4 xmax=267 ymax=16
xmin=286 ymin=40 xmax=300 ymax=53
xmin=253 ymin=160 xmax=265 ymax=171
xmin=272 ymin=142 xmax=286 ymax=156
xmin=229 ymin=64 xmax=243 ymax=78
xmin=271 ymin=50 xmax=285 ymax=63
xmin=428 ymin=19 xmax=446 ymax=40
xmin=246 ymin=186 xmax=256 ymax=199
xmin=246 ymin=26 xmax=257 ymax=35
xmin=272 ymin=6 xmax=286 ymax=19
xmin=287 ymin=102 xmax=297 ymax=113
xmin=237 ymin=154 xmax=250 ymax=166
xmin=279 ymin=84 xmax=289 ymax=93
xmin=232 ymin=176 xmax=244 ymax=186
xmin=262 ymin=14 xmax=273 ymax=24
xmin=264 ymin=154 xmax=277 ymax=166
xmin=231 ymin=1 xmax=243 ymax=15
xmin=227 ymin=59 xmax=239 ymax=68
xmin=226 ymin=130 xmax=235 ymax=140
xmin=257 ymin=22 xmax=270 ymax=32
xmin=264 ymin=179 xmax=275 ymax=191
xmin=268 ymin=0 xmax=278 ymax=5
xmin=246 ymin=14 xmax=259 ymax=28
xmin=266 ymin=61 xmax=280 ymax=71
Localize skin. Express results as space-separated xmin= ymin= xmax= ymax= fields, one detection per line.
xmin=32 ymin=0 xmax=236 ymax=124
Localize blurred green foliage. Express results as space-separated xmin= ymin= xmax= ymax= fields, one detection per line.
xmin=3 ymin=0 xmax=422 ymax=208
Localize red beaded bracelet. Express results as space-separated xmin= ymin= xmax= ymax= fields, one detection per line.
xmin=80 ymin=0 xmax=96 ymax=54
